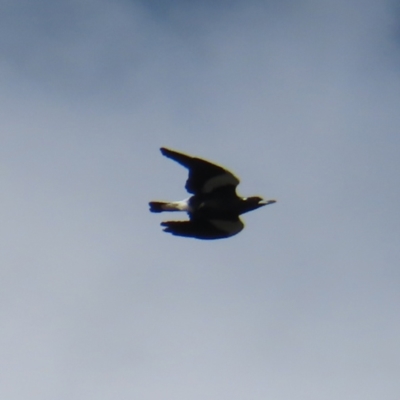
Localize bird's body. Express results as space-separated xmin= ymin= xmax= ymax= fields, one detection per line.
xmin=149 ymin=147 xmax=276 ymax=239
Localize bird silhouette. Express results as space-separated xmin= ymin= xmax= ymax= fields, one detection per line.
xmin=149 ymin=147 xmax=276 ymax=239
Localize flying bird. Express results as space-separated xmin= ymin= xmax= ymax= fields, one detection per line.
xmin=149 ymin=147 xmax=276 ymax=239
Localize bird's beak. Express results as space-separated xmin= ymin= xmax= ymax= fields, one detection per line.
xmin=260 ymin=199 xmax=277 ymax=206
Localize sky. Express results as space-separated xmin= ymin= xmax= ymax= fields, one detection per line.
xmin=1 ymin=0 xmax=400 ymax=399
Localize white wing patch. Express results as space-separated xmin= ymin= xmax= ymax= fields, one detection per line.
xmin=202 ymin=173 xmax=239 ymax=193
xmin=209 ymin=219 xmax=244 ymax=236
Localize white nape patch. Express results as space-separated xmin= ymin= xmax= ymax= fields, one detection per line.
xmin=162 ymin=198 xmax=191 ymax=212
xmin=209 ymin=219 xmax=244 ymax=235
xmin=202 ymin=173 xmax=239 ymax=193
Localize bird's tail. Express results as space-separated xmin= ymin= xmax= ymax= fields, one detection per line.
xmin=149 ymin=201 xmax=167 ymax=213
xmin=149 ymin=200 xmax=190 ymax=213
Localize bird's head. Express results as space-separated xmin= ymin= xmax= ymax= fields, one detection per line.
xmin=240 ymin=196 xmax=276 ymax=214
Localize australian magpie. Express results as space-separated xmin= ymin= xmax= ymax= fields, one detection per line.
xmin=149 ymin=147 xmax=276 ymax=239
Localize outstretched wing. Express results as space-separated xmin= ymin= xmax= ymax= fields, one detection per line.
xmin=161 ymin=217 xmax=244 ymax=240
xmin=160 ymin=147 xmax=240 ymax=195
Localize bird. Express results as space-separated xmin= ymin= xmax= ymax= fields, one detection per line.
xmin=149 ymin=147 xmax=276 ymax=239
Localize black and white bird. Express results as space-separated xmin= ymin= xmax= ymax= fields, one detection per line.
xmin=149 ymin=147 xmax=276 ymax=239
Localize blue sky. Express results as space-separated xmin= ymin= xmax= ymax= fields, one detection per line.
xmin=1 ymin=1 xmax=400 ymax=399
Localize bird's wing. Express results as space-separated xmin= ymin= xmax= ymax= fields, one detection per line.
xmin=160 ymin=147 xmax=240 ymax=195
xmin=161 ymin=216 xmax=244 ymax=240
